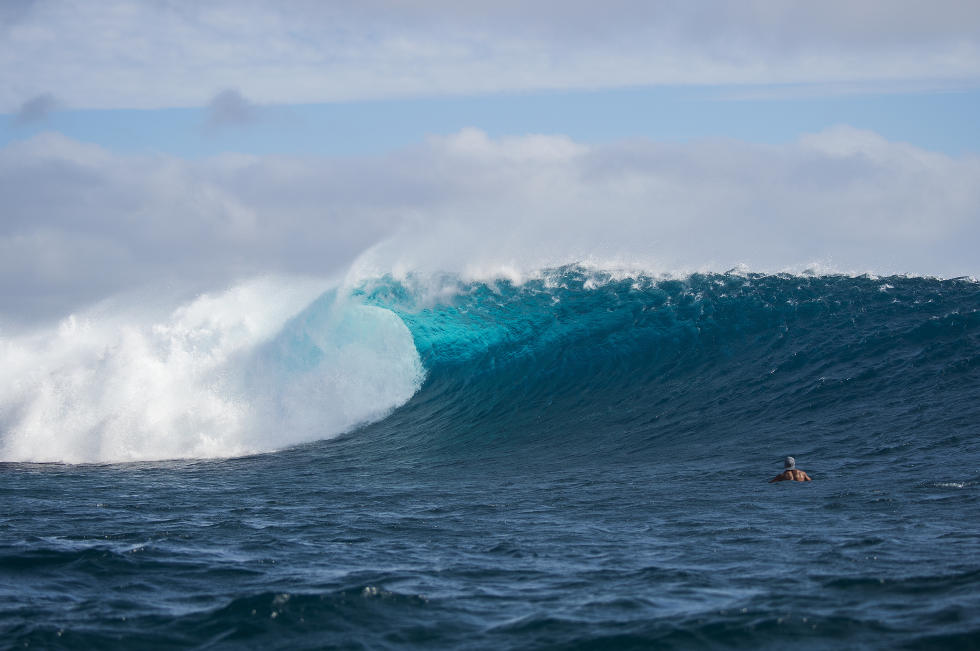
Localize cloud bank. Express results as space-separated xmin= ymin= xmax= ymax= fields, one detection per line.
xmin=1 ymin=127 xmax=978 ymax=326
xmin=2 ymin=0 xmax=979 ymax=111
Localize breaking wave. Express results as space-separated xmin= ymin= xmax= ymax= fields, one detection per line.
xmin=1 ymin=266 xmax=977 ymax=464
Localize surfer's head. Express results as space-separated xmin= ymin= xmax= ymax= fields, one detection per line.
xmin=784 ymin=456 xmax=796 ymax=470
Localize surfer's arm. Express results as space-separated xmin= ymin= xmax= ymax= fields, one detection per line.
xmin=768 ymin=474 xmax=785 ymax=483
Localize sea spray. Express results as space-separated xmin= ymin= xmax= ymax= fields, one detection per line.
xmin=0 ymin=278 xmax=423 ymax=463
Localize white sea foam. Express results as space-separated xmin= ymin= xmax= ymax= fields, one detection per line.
xmin=932 ymin=481 xmax=976 ymax=489
xmin=0 ymin=277 xmax=424 ymax=463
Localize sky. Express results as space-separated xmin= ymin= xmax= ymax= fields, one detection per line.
xmin=1 ymin=0 xmax=979 ymax=326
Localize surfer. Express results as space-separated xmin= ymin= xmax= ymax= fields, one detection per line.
xmin=769 ymin=456 xmax=811 ymax=482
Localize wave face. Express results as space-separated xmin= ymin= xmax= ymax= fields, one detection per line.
xmin=351 ymin=267 xmax=980 ymax=467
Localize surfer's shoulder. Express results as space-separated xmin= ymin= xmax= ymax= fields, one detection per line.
xmin=768 ymin=458 xmax=813 ymax=483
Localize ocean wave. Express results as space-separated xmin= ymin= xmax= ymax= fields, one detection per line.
xmin=351 ymin=267 xmax=979 ymax=461
xmin=1 ymin=266 xmax=977 ymax=464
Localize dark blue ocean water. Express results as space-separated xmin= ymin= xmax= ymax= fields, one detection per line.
xmin=3 ymin=270 xmax=979 ymax=649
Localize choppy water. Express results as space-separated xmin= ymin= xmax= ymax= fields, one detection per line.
xmin=2 ymin=269 xmax=979 ymax=648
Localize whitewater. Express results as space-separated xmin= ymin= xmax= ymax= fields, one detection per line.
xmin=0 ymin=276 xmax=424 ymax=463
xmin=2 ymin=265 xmax=979 ymax=648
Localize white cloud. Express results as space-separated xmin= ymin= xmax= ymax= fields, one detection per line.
xmin=1 ymin=0 xmax=978 ymax=111
xmin=1 ymin=127 xmax=978 ymax=327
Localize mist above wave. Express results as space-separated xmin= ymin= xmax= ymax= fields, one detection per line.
xmin=3 ymin=126 xmax=978 ymax=326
